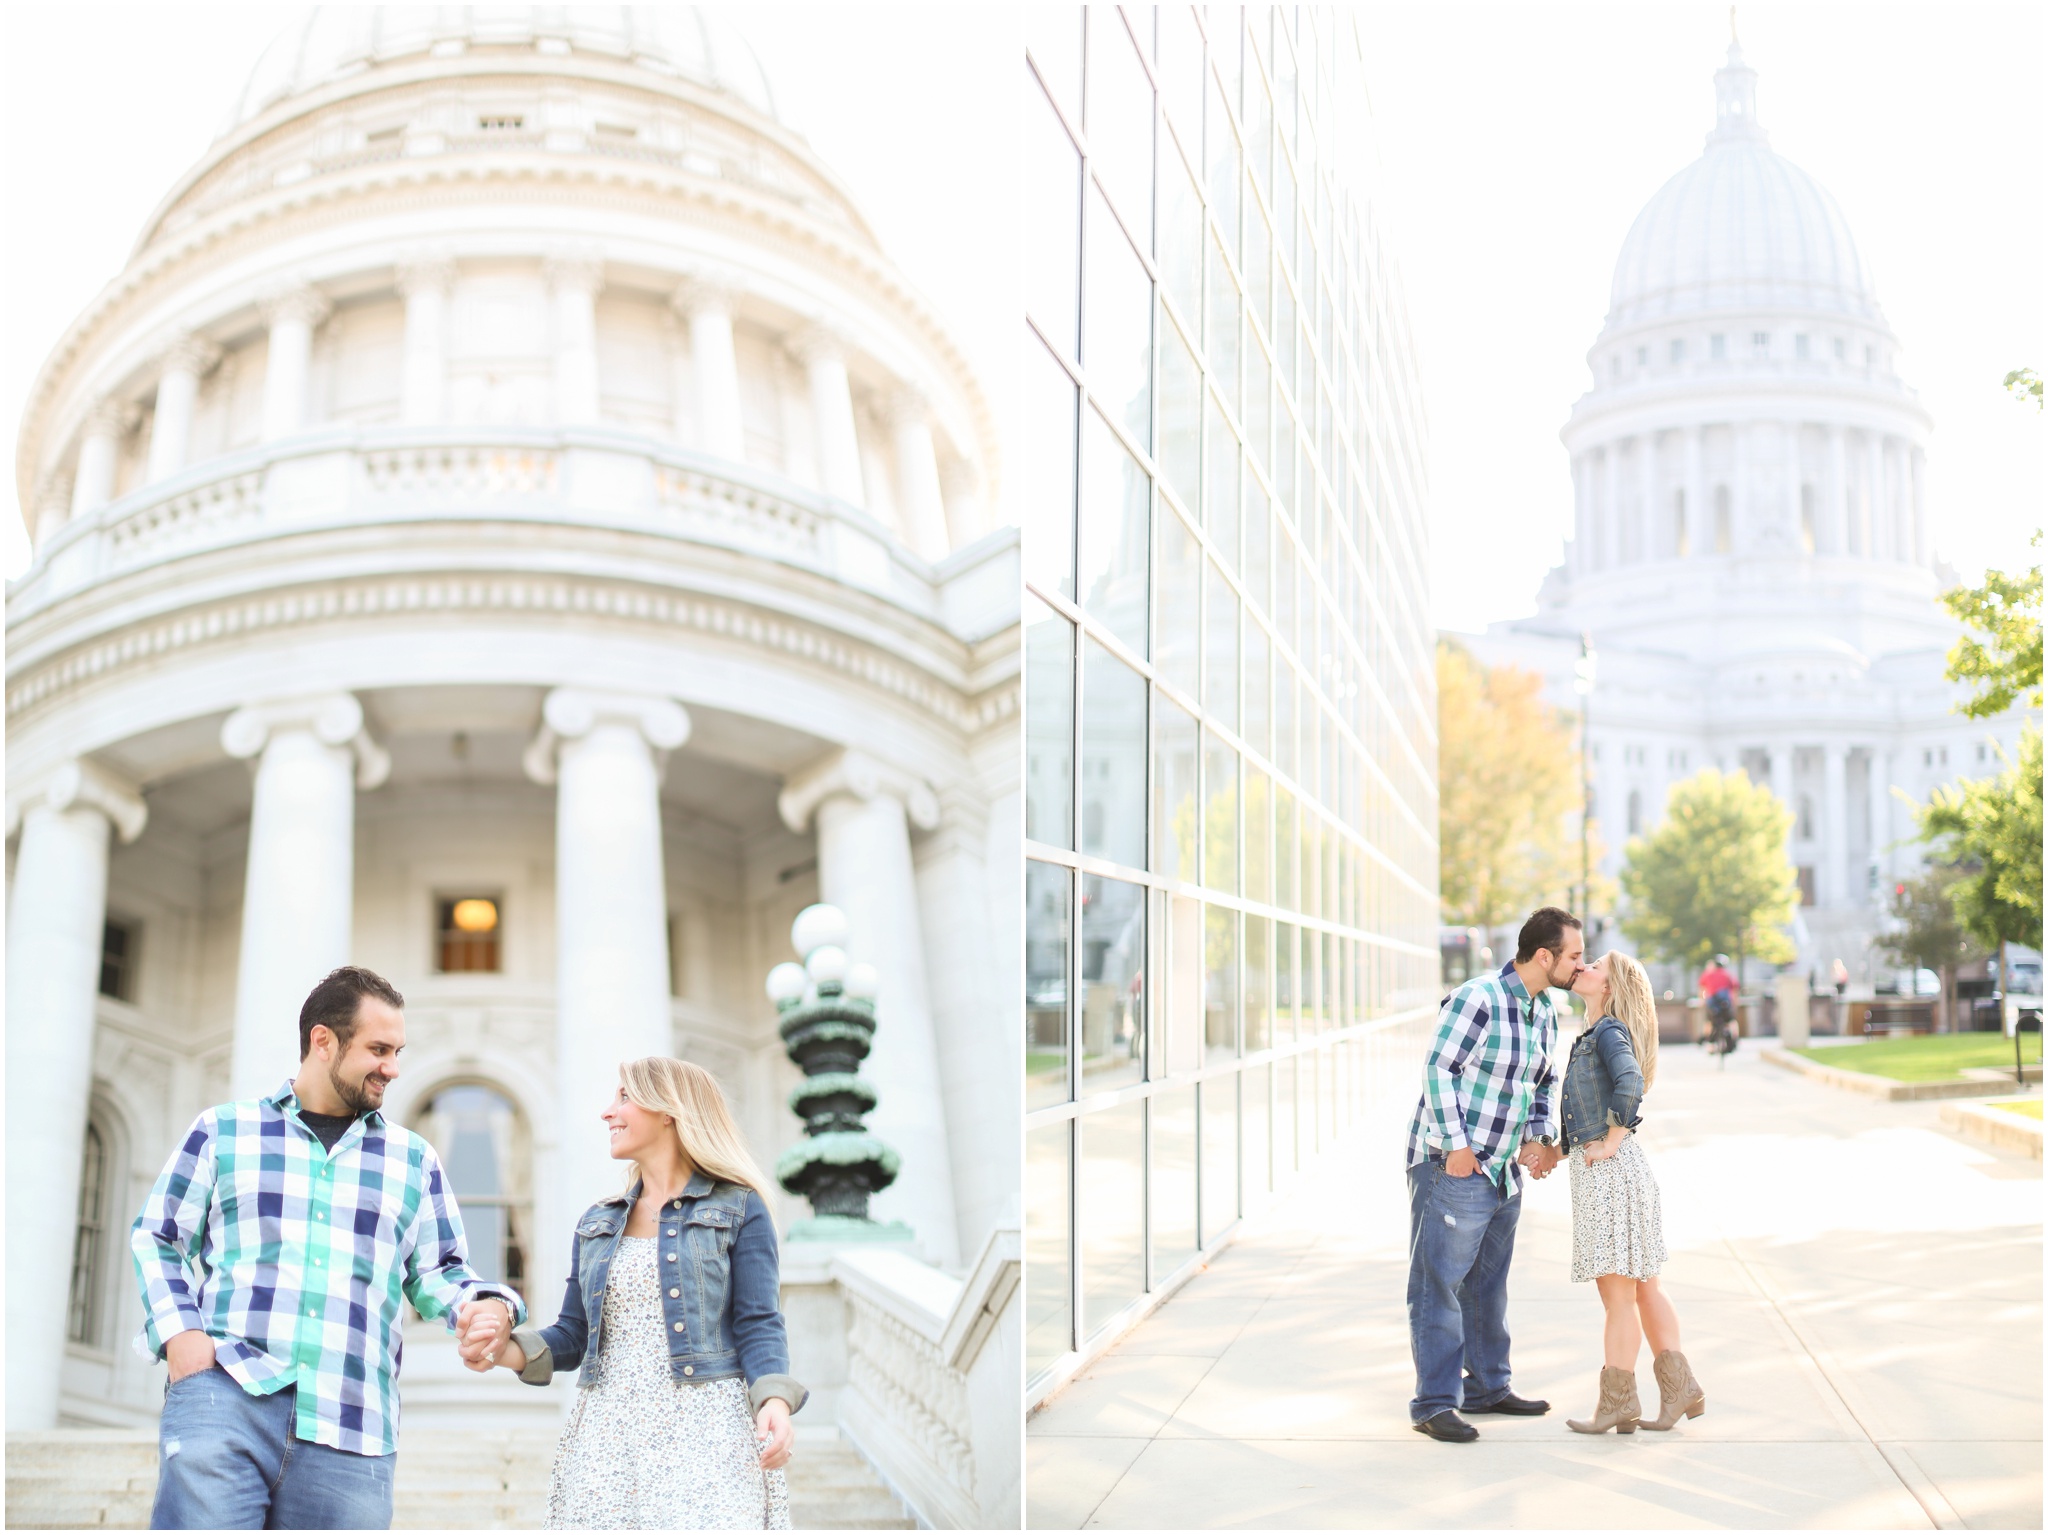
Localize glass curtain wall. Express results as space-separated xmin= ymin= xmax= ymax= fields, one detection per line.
xmin=1024 ymin=5 xmax=1442 ymax=1397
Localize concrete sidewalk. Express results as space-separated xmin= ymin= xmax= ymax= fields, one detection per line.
xmin=1027 ymin=1040 xmax=2042 ymax=1529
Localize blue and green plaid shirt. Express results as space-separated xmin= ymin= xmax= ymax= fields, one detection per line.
xmin=131 ymin=1081 xmax=524 ymax=1456
xmin=1406 ymin=964 xmax=1559 ymax=1193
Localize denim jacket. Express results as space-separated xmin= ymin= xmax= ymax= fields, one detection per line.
xmin=1560 ymin=1016 xmax=1645 ymax=1150
xmin=508 ymin=1171 xmax=806 ymax=1414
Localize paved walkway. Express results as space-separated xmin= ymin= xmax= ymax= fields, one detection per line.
xmin=1027 ymin=1039 xmax=2042 ymax=1529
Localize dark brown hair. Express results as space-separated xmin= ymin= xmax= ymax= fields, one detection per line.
xmin=1515 ymin=907 xmax=1583 ymax=964
xmin=298 ymin=966 xmax=404 ymax=1059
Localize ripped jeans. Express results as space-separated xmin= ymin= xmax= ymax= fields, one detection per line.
xmin=1405 ymin=1158 xmax=1522 ymax=1421
xmin=150 ymin=1366 xmax=393 ymax=1529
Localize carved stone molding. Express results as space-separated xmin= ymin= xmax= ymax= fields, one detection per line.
xmin=886 ymin=387 xmax=930 ymax=429
xmin=221 ymin=690 xmax=391 ymax=788
xmin=541 ymin=248 xmax=606 ymax=295
xmin=162 ymin=332 xmax=224 ymax=379
xmin=778 ymin=747 xmax=940 ymax=835
xmin=522 ymin=686 xmax=691 ymax=785
xmin=6 ymin=756 xmax=148 ymax=843
xmin=84 ymin=396 xmax=139 ymax=440
xmin=786 ymin=321 xmax=845 ymax=368
xmin=671 ymin=272 xmax=741 ymax=320
xmin=394 ymin=249 xmax=459 ymax=296
xmin=257 ymin=282 xmax=333 ymax=330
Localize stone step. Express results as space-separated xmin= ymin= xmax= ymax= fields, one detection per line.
xmin=8 ymin=1428 xmax=915 ymax=1530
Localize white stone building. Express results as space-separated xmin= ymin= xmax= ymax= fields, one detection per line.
xmin=5 ymin=9 xmax=1017 ymax=1521
xmin=1465 ymin=40 xmax=2031 ymax=987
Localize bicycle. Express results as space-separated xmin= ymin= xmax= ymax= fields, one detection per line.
xmin=1703 ymin=992 xmax=1739 ymax=1065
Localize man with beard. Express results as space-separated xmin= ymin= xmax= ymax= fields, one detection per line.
xmin=1404 ymin=906 xmax=1583 ymax=1442
xmin=131 ymin=966 xmax=524 ymax=1529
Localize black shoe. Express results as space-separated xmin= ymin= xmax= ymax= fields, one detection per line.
xmin=1412 ymin=1410 xmax=1479 ymax=1443
xmin=1461 ymin=1391 xmax=1551 ymax=1416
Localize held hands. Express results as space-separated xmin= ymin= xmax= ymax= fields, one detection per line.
xmin=1517 ymin=1141 xmax=1563 ymax=1180
xmin=755 ymin=1398 xmax=794 ymax=1470
xmin=164 ymin=1329 xmax=217 ymax=1383
xmin=455 ymin=1298 xmax=521 ymax=1374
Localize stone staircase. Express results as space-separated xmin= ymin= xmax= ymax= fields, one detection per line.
xmin=6 ymin=1427 xmax=914 ymax=1530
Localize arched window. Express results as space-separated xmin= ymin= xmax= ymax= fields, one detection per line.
xmin=1713 ymin=486 xmax=1732 ymax=554
xmin=414 ymin=1085 xmax=532 ymax=1288
xmin=1626 ymin=789 xmax=1643 ymax=837
xmin=68 ymin=1118 xmax=111 ymax=1346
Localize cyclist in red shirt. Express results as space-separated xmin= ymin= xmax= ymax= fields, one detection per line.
xmin=1697 ymin=957 xmax=1736 ymax=1001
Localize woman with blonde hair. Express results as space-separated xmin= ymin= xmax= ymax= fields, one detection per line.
xmin=459 ymin=1057 xmax=805 ymax=1529
xmin=1559 ymin=952 xmax=1705 ymax=1435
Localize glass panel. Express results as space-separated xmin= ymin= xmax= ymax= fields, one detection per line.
xmin=1077 ymin=405 xmax=1150 ymax=658
xmin=1081 ymin=636 xmax=1147 ymax=868
xmin=1203 ymin=730 xmax=1237 ymax=894
xmin=1083 ymin=186 xmax=1153 ymax=452
xmin=1159 ymin=124 xmax=1203 ymax=332
xmin=1206 ymin=239 xmax=1239 ymax=415
xmin=1152 ymin=690 xmax=1199 ymax=885
xmin=1243 ymin=620 xmax=1270 ymax=764
xmin=1025 ymin=859 xmax=1072 ymax=1109
xmin=1157 ymin=4 xmax=1205 ymax=158
xmin=1025 ymin=1121 xmax=1072 ymax=1378
xmin=1204 ymin=901 xmax=1238 ymax=1059
xmin=1023 ymin=595 xmax=1074 ymax=850
xmin=1243 ymin=764 xmax=1270 ymax=904
xmin=1154 ymin=504 xmax=1201 ymax=704
xmin=1027 ymin=82 xmax=1082 ymax=359
xmin=1244 ymin=479 xmax=1271 ymax=616
xmin=416 ymin=1085 xmax=528 ymax=1286
xmin=1150 ymin=1084 xmax=1199 ymax=1281
xmin=1275 ymin=1050 xmax=1296 ymax=1180
xmin=1167 ymin=892 xmax=1204 ymax=1078
xmin=1243 ymin=913 xmax=1270 ymax=1052
xmin=1242 ymin=1061 xmax=1270 ymax=1206
xmin=1205 ymin=397 xmax=1238 ymax=560
xmin=1274 ymin=782 xmax=1297 ymax=911
xmin=1024 ymin=337 xmax=1078 ymax=602
xmin=1245 ymin=326 xmax=1272 ymax=478
xmin=1156 ymin=308 xmax=1202 ymax=517
xmin=1275 ymin=920 xmax=1297 ymax=1043
xmin=1205 ymin=560 xmax=1238 ymax=731
xmin=1273 ymin=524 xmax=1296 ymax=657
xmin=1206 ymin=73 xmax=1239 ymax=259
xmin=1086 ymin=11 xmax=1154 ymax=247
xmin=1027 ymin=8 xmax=1082 ymax=122
xmin=1199 ymin=1073 xmax=1238 ymax=1244
xmin=1275 ymin=662 xmax=1295 ymax=782
xmin=1081 ymin=875 xmax=1147 ymax=1092
xmin=1079 ymin=1099 xmax=1145 ymax=1339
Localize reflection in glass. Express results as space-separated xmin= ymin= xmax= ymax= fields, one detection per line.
xmin=1152 ymin=692 xmax=1198 ymax=885
xmin=1206 ymin=75 xmax=1239 ymax=259
xmin=1245 ymin=335 xmax=1271 ymax=477
xmin=1275 ymin=920 xmax=1296 ymax=1045
xmin=1242 ymin=1061 xmax=1270 ymax=1209
xmin=1243 ymin=480 xmax=1271 ymax=616
xmin=1204 ymin=902 xmax=1237 ymax=1059
xmin=1077 ymin=406 xmax=1150 ymax=659
xmin=1207 ymin=236 xmax=1239 ymax=417
xmin=1080 ymin=875 xmax=1146 ymax=1092
xmin=1150 ymin=1085 xmax=1198 ymax=1282
xmin=1156 ymin=4 xmax=1204 ymax=160
xmin=1083 ymin=187 xmax=1153 ymax=452
xmin=1024 ymin=596 xmax=1074 ymax=850
xmin=1025 ymin=860 xmax=1072 ymax=1110
xmin=1155 ymin=503 xmax=1201 ymax=704
xmin=1243 ymin=764 xmax=1270 ymax=904
xmin=1080 ymin=1100 xmax=1145 ymax=1338
xmin=1084 ymin=11 xmax=1153 ymax=247
xmin=1027 ymin=86 xmax=1081 ymax=359
xmin=1199 ymin=1074 xmax=1237 ymax=1245
xmin=1156 ymin=309 xmax=1202 ymax=518
xmin=1203 ymin=732 xmax=1237 ymax=894
xmin=1275 ymin=1051 xmax=1296 ymax=1183
xmin=1205 ymin=398 xmax=1238 ymax=560
xmin=1243 ymin=622 xmax=1270 ymax=763
xmin=1243 ymin=914 xmax=1270 ymax=1052
xmin=1205 ymin=562 xmax=1238 ymax=731
xmin=1081 ymin=638 xmax=1147 ymax=868
xmin=1275 ymin=664 xmax=1295 ymax=782
xmin=1025 ymin=1122 xmax=1072 ymax=1379
xmin=1024 ymin=338 xmax=1078 ymax=602
xmin=416 ymin=1085 xmax=529 ymax=1286
xmin=1026 ymin=8 xmax=1081 ymax=121
xmin=1159 ymin=143 xmax=1203 ymax=336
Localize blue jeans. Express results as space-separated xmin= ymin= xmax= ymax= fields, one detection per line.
xmin=1406 ymin=1159 xmax=1522 ymax=1421
xmin=151 ymin=1366 xmax=394 ymax=1530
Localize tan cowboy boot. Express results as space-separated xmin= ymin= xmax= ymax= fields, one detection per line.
xmin=1639 ymin=1349 xmax=1705 ymax=1430
xmin=1565 ymin=1366 xmax=1641 ymax=1433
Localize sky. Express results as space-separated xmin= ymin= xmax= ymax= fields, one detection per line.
xmin=2 ymin=4 xmax=2040 ymax=629
xmin=1356 ymin=2 xmax=2046 ymax=633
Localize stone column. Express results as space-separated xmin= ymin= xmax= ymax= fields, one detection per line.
xmin=5 ymin=760 xmax=147 ymax=1431
xmin=1825 ymin=426 xmax=1847 ymax=555
xmin=259 ymin=284 xmax=332 ymax=442
xmin=70 ymin=398 xmax=134 ymax=520
xmin=1822 ymin=744 xmax=1849 ymax=907
xmin=1567 ymin=454 xmax=1588 ymax=575
xmin=1728 ymin=422 xmax=1747 ymax=553
xmin=939 ymin=455 xmax=983 ymax=550
xmin=1909 ymin=447 xmax=1927 ymax=566
xmin=545 ymin=253 xmax=604 ymax=426
xmin=792 ymin=325 xmax=866 ymax=508
xmin=222 ymin=694 xmax=389 ymax=1099
xmin=780 ymin=749 xmax=960 ymax=1268
xmin=33 ymin=474 xmax=73 ymax=548
xmin=397 ymin=253 xmax=457 ymax=427
xmin=1602 ymin=443 xmax=1623 ymax=567
xmin=523 ymin=688 xmax=689 ymax=1213
xmin=672 ymin=277 xmax=744 ymax=461
xmin=1768 ymin=742 xmax=1795 ymax=859
xmin=887 ymin=389 xmax=950 ymax=560
xmin=1865 ymin=748 xmax=1888 ymax=893
xmin=1865 ymin=433 xmax=1888 ymax=561
xmin=1637 ymin=431 xmax=1658 ymax=560
xmin=146 ymin=335 xmax=222 ymax=483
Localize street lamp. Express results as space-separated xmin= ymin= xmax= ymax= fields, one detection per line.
xmin=766 ymin=903 xmax=910 ymax=1243
xmin=1574 ymin=633 xmax=1598 ymax=921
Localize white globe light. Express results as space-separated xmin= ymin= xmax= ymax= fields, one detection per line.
xmin=845 ymin=962 xmax=881 ymax=1002
xmin=790 ymin=903 xmax=849 ymax=958
xmin=765 ymin=962 xmax=810 ymax=1005
xmin=804 ymin=944 xmax=849 ymax=988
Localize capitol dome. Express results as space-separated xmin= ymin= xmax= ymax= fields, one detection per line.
xmin=226 ymin=6 xmax=779 ymax=133
xmin=1603 ymin=43 xmax=1879 ymax=332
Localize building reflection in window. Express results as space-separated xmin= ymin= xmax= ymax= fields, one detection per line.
xmin=415 ymin=1084 xmax=530 ymax=1288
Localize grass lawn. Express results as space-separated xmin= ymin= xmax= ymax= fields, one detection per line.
xmin=1991 ymin=1098 xmax=2044 ymax=1120
xmin=1792 ymin=1032 xmax=2041 ymax=1083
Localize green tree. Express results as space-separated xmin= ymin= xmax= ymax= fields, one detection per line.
xmin=1619 ymin=769 xmax=1799 ymax=970
xmin=1436 ymin=640 xmax=1582 ymax=931
xmin=1877 ymin=863 xmax=1986 ymax=1032
xmin=1917 ymin=726 xmax=2044 ymax=951
xmin=1940 ymin=531 xmax=2041 ymax=720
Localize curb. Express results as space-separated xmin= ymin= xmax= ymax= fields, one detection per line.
xmin=1759 ymin=1049 xmax=2023 ymax=1102
xmin=1940 ymin=1100 xmax=2045 ymax=1160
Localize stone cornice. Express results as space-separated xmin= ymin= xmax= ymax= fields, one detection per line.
xmin=522 ymin=686 xmax=691 ymax=785
xmin=19 ymin=150 xmax=997 ymax=528
xmin=4 ymin=756 xmax=148 ymax=843
xmin=6 ymin=570 xmax=1015 ymax=739
xmin=222 ymin=690 xmax=391 ymax=789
